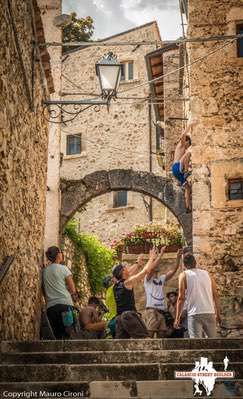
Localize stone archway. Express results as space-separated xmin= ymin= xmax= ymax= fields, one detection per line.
xmin=60 ymin=169 xmax=192 ymax=244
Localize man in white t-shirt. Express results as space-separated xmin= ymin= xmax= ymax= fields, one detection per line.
xmin=174 ymin=253 xmax=221 ymax=338
xmin=143 ymin=249 xmax=182 ymax=337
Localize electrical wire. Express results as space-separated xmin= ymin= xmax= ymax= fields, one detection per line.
xmin=118 ymin=37 xmax=238 ymax=95
xmin=41 ymin=33 xmax=243 ymax=48
xmin=61 ymin=37 xmax=239 ymax=101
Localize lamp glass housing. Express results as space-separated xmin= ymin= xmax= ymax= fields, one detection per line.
xmin=96 ymin=52 xmax=121 ymax=98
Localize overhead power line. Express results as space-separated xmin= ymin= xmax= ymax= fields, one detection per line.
xmin=118 ymin=37 xmax=238 ymax=95
xmin=61 ymin=38 xmax=240 ymax=98
xmin=40 ymin=33 xmax=243 ymax=48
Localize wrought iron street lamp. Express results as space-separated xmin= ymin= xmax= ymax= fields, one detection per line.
xmin=43 ymin=52 xmax=121 ymax=124
xmin=96 ymin=52 xmax=121 ymax=100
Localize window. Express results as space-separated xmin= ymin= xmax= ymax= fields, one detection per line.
xmin=66 ymin=134 xmax=81 ymax=155
xmin=236 ymin=23 xmax=243 ymax=57
xmin=113 ymin=191 xmax=128 ymax=208
xmin=120 ymin=61 xmax=134 ymax=81
xmin=120 ymin=64 xmax=125 ymax=81
xmin=128 ymin=62 xmax=134 ymax=80
xmin=228 ymin=178 xmax=243 ymax=200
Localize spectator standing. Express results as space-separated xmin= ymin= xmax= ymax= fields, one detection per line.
xmin=103 ymin=276 xmax=117 ymax=338
xmin=174 ymin=253 xmax=221 ymax=338
xmin=112 ymin=249 xmax=159 ymax=339
xmin=166 ymin=291 xmax=185 ymax=338
xmin=143 ymin=249 xmax=181 ymax=337
xmin=42 ymin=246 xmax=78 ymax=339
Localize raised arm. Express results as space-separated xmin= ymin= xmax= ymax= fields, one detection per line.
xmin=124 ymin=248 xmax=158 ymax=289
xmin=145 ymin=246 xmax=167 ymax=281
xmin=174 ymin=271 xmax=187 ymax=329
xmin=179 ymin=119 xmax=198 ymax=145
xmin=165 ymin=249 xmax=182 ymax=282
xmin=128 ymin=254 xmax=145 ymax=277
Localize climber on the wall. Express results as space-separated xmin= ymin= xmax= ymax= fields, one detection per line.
xmin=171 ymin=119 xmax=198 ymax=212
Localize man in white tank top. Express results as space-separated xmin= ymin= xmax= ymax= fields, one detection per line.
xmin=174 ymin=253 xmax=221 ymax=338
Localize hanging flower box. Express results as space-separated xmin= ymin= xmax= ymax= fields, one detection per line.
xmin=124 ymin=242 xmax=181 ymax=254
xmin=111 ymin=223 xmax=184 ymax=258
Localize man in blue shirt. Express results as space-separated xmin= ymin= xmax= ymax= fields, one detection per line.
xmin=42 ymin=246 xmax=78 ymax=339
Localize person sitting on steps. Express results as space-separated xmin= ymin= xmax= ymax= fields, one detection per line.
xmin=112 ymin=248 xmax=163 ymax=339
xmin=171 ymin=119 xmax=198 ymax=212
xmin=79 ymin=296 xmax=107 ymax=339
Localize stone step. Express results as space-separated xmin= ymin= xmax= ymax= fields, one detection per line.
xmin=1 ymin=338 xmax=243 ymax=353
xmin=0 ymin=380 xmax=243 ymax=398
xmin=1 ymin=349 xmax=242 ymax=364
xmin=0 ymin=363 xmax=242 ymax=382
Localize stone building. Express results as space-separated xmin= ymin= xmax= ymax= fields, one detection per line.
xmin=0 ymin=0 xmax=55 ymax=340
xmin=146 ymin=43 xmax=184 ymax=173
xmin=183 ymin=0 xmax=243 ymax=304
xmin=60 ymin=22 xmax=180 ymax=245
xmin=39 ymin=0 xmax=62 ymax=249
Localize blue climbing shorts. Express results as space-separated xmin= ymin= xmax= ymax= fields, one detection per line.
xmin=172 ymin=162 xmax=187 ymax=186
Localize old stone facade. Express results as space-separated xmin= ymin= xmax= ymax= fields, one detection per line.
xmin=163 ymin=48 xmax=184 ymax=173
xmin=0 ymin=0 xmax=54 ymax=340
xmin=186 ymin=0 xmax=243 ymax=300
xmin=60 ymin=22 xmax=180 ymax=246
xmin=40 ymin=0 xmax=62 ymax=250
xmin=146 ymin=44 xmax=184 ymax=174
xmin=61 ymin=170 xmax=192 ymax=245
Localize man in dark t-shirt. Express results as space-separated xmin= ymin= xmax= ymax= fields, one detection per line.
xmin=112 ymin=247 xmax=166 ymax=339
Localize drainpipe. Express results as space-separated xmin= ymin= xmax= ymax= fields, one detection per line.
xmin=148 ymin=101 xmax=153 ymax=222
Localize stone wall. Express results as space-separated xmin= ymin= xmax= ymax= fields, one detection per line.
xmin=0 ymin=0 xmax=52 ymax=339
xmin=163 ymin=48 xmax=184 ymax=173
xmin=62 ymin=236 xmax=91 ymax=307
xmin=75 ymin=192 xmax=169 ymax=246
xmin=187 ymin=0 xmax=243 ymax=299
xmin=40 ymin=0 xmax=62 ymax=249
xmin=60 ymin=22 xmax=176 ymax=245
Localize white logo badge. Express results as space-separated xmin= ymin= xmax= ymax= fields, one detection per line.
xmin=175 ymin=356 xmax=235 ymax=396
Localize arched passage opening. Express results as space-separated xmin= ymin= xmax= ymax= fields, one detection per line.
xmin=61 ymin=169 xmax=192 ymax=244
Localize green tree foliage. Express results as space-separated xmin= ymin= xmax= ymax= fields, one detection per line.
xmin=65 ymin=220 xmax=115 ymax=294
xmin=63 ymin=12 xmax=94 ymax=52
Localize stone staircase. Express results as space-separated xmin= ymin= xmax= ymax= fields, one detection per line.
xmin=0 ymin=338 xmax=243 ymax=398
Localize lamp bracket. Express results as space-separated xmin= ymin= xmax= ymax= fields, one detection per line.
xmin=43 ymin=99 xmax=109 ymax=124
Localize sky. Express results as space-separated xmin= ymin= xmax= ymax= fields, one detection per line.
xmin=62 ymin=0 xmax=182 ymax=40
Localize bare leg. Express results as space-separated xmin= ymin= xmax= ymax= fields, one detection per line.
xmin=180 ymin=151 xmax=191 ymax=172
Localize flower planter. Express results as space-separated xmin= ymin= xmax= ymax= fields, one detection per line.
xmin=125 ymin=243 xmax=145 ymax=254
xmin=111 ymin=223 xmax=184 ymax=257
xmin=125 ymin=242 xmax=181 ymax=254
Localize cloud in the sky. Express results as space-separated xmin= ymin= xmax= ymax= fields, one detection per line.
xmin=121 ymin=0 xmax=179 ymax=10
xmin=62 ymin=0 xmax=182 ymax=40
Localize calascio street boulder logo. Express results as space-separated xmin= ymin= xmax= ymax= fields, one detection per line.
xmin=175 ymin=356 xmax=235 ymax=396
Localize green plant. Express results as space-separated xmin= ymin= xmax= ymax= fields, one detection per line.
xmin=111 ymin=223 xmax=185 ymax=253
xmin=65 ymin=220 xmax=115 ymax=294
xmin=63 ymin=12 xmax=94 ymax=53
